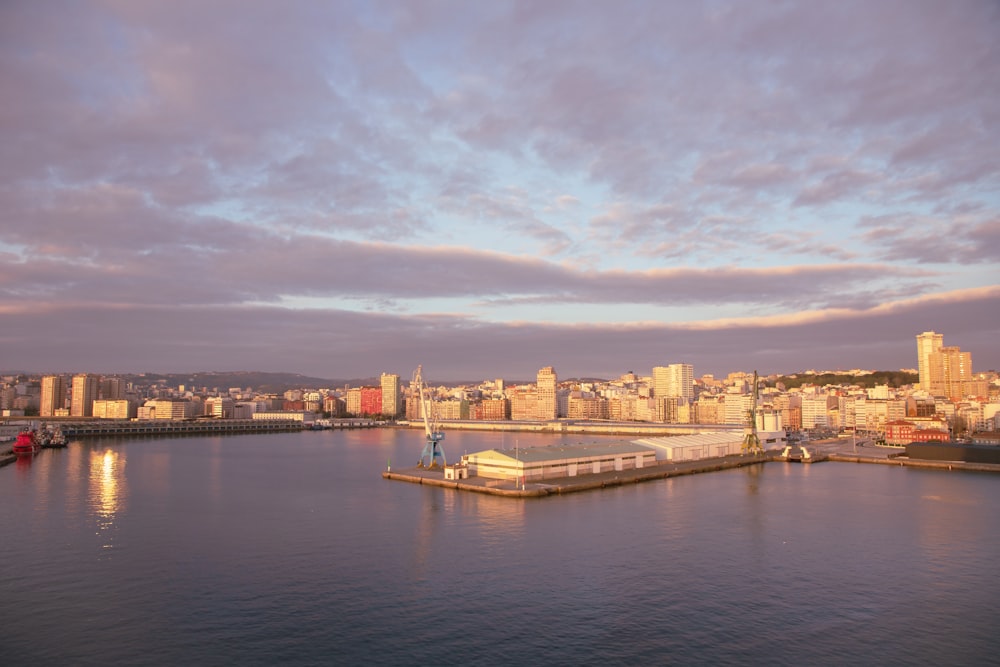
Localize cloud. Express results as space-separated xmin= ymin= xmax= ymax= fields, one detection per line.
xmin=3 ymin=286 xmax=997 ymax=379
xmin=859 ymin=213 xmax=1000 ymax=264
xmin=1 ymin=1 xmax=997 ymax=378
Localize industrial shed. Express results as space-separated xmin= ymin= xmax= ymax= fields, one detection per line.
xmin=460 ymin=442 xmax=658 ymax=482
xmin=633 ymin=431 xmax=764 ymax=462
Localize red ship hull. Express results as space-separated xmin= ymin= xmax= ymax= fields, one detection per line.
xmin=12 ymin=431 xmax=41 ymax=456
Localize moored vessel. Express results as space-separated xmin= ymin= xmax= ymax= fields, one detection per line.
xmin=44 ymin=428 xmax=68 ymax=448
xmin=12 ymin=430 xmax=42 ymax=457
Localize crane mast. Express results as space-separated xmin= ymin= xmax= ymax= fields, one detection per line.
xmin=742 ymin=370 xmax=764 ymax=456
xmin=412 ymin=365 xmax=446 ymax=468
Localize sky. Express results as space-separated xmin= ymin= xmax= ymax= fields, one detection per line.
xmin=2 ymin=0 xmax=998 ymax=382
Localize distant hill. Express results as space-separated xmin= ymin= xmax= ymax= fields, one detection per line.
xmin=773 ymin=370 xmax=918 ymax=389
xmin=121 ymin=371 xmax=349 ymax=393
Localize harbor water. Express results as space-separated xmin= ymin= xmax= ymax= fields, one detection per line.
xmin=3 ymin=429 xmax=1000 ymax=665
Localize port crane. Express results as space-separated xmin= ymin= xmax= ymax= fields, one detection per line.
xmin=742 ymin=370 xmax=764 ymax=456
xmin=412 ymin=365 xmax=446 ymax=468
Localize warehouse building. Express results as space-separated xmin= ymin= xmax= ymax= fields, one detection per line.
xmin=633 ymin=429 xmax=785 ymax=462
xmin=460 ymin=442 xmax=657 ymax=482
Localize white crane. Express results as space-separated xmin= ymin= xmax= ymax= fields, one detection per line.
xmin=412 ymin=365 xmax=446 ymax=468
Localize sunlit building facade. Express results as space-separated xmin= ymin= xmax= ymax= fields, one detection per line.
xmin=929 ymin=346 xmax=973 ymax=401
xmin=916 ymin=331 xmax=943 ymax=391
xmin=536 ymin=366 xmax=558 ymax=420
xmin=40 ymin=375 xmax=66 ymax=417
xmin=71 ymin=373 xmax=99 ymax=417
xmin=381 ymin=373 xmax=402 ymax=417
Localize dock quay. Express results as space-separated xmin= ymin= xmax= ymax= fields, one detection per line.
xmin=0 ymin=417 xmax=380 ymax=441
xmin=61 ymin=419 xmax=305 ymax=438
xmin=828 ymin=452 xmax=1000 ymax=474
xmin=384 ymin=440 xmax=1000 ymax=498
xmin=384 ymin=451 xmax=781 ymax=498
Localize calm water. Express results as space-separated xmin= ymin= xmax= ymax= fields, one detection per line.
xmin=2 ymin=429 xmax=999 ymax=665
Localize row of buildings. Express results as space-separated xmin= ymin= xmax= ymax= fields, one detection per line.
xmin=2 ymin=332 xmax=996 ymax=439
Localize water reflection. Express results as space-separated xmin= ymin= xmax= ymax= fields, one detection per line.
xmin=467 ymin=494 xmax=526 ymax=544
xmin=408 ymin=488 xmax=528 ymax=581
xmin=89 ymin=448 xmax=127 ymax=552
xmin=916 ymin=477 xmax=983 ymax=574
xmin=410 ymin=492 xmax=444 ymax=582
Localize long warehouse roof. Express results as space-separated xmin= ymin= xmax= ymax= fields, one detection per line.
xmin=468 ymin=441 xmax=653 ymax=463
xmin=633 ymin=432 xmax=744 ymax=449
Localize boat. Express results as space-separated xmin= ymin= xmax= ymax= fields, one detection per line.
xmin=12 ymin=430 xmax=42 ymax=457
xmin=45 ymin=428 xmax=68 ymax=448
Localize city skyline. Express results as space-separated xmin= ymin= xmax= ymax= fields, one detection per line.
xmin=2 ymin=2 xmax=998 ymax=379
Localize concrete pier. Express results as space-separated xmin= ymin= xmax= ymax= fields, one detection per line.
xmin=384 ymin=451 xmax=778 ymax=498
xmin=384 ymin=440 xmax=1000 ymax=498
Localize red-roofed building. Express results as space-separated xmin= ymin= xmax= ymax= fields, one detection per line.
xmin=886 ymin=420 xmax=949 ymax=446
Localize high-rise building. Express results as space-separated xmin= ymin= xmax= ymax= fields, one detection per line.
xmin=70 ymin=374 xmax=99 ymax=417
xmin=536 ymin=367 xmax=558 ymax=420
xmin=652 ymin=364 xmax=694 ymax=400
xmin=916 ymin=331 xmax=943 ymax=391
xmin=929 ymin=346 xmax=973 ymax=401
xmin=40 ymin=375 xmax=66 ymax=417
xmin=100 ymin=377 xmax=125 ymax=400
xmin=668 ymin=363 xmax=694 ymax=400
xmin=651 ymin=366 xmax=670 ymax=398
xmin=380 ymin=373 xmax=402 ymax=417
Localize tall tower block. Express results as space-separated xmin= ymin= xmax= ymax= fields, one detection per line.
xmin=916 ymin=331 xmax=943 ymax=391
xmin=71 ymin=374 xmax=99 ymax=417
xmin=40 ymin=375 xmax=66 ymax=417
xmin=536 ymin=366 xmax=558 ymax=420
xmin=380 ymin=372 xmax=401 ymax=417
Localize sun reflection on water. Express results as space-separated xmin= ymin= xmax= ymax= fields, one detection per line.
xmin=89 ymin=448 xmax=127 ymax=552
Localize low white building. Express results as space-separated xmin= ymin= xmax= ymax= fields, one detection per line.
xmin=633 ymin=429 xmax=785 ymax=462
xmin=461 ymin=442 xmax=657 ymax=482
xmin=252 ymin=410 xmax=316 ymax=424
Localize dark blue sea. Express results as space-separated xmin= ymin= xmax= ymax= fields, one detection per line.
xmin=3 ymin=429 xmax=999 ymax=665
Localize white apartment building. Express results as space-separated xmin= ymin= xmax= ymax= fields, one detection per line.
xmin=723 ymin=393 xmax=752 ymax=425
xmin=93 ymin=399 xmax=133 ymax=420
xmin=142 ymin=399 xmax=197 ymax=420
xmin=381 ymin=373 xmax=402 ymax=417
xmin=916 ymin=331 xmax=943 ymax=391
xmin=40 ymin=375 xmax=66 ymax=417
xmin=652 ymin=364 xmax=694 ymax=400
xmin=71 ymin=373 xmax=98 ymax=417
xmin=205 ymin=397 xmax=234 ymax=418
xmin=536 ymin=367 xmax=558 ymax=420
xmin=800 ymin=394 xmax=833 ymax=429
